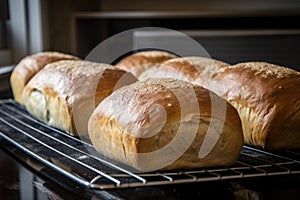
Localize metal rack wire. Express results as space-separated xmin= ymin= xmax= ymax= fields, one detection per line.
xmin=0 ymin=99 xmax=299 ymax=190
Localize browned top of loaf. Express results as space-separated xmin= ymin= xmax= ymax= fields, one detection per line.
xmin=24 ymin=60 xmax=130 ymax=106
xmin=96 ymin=78 xmax=241 ymax=138
xmin=217 ymin=62 xmax=300 ymax=134
xmin=139 ymin=56 xmax=229 ymax=85
xmin=218 ymin=62 xmax=300 ymax=102
xmin=115 ymin=51 xmax=177 ymax=71
xmin=46 ymin=59 xmax=112 ymax=76
xmin=12 ymin=51 xmax=80 ymax=83
xmin=225 ymin=62 xmax=298 ymax=78
xmin=30 ymin=51 xmax=79 ymax=61
xmin=162 ymin=57 xmax=230 ymax=81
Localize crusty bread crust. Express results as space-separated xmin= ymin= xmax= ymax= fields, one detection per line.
xmin=88 ymin=78 xmax=243 ymax=171
xmin=10 ymin=51 xmax=80 ymax=105
xmin=212 ymin=62 xmax=300 ymax=149
xmin=139 ymin=56 xmax=229 ymax=85
xmin=115 ymin=51 xmax=177 ymax=77
xmin=22 ymin=60 xmax=137 ymax=136
xmin=139 ymin=58 xmax=300 ymax=150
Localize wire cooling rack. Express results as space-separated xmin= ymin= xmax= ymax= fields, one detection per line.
xmin=0 ymin=99 xmax=299 ymax=190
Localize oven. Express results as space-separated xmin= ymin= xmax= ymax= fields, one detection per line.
xmin=1 ymin=1 xmax=300 ymax=199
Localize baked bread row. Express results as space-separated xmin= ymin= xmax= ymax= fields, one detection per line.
xmin=10 ymin=52 xmax=138 ymax=135
xmin=10 ymin=50 xmax=299 ymax=172
xmin=116 ymin=54 xmax=300 ymax=150
xmin=10 ymin=51 xmax=176 ymax=135
xmin=10 ymin=51 xmax=244 ymax=171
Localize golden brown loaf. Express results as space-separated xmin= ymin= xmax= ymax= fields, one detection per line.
xmin=209 ymin=62 xmax=300 ymax=149
xmin=10 ymin=51 xmax=80 ymax=105
xmin=22 ymin=60 xmax=137 ymax=136
xmin=115 ymin=51 xmax=177 ymax=78
xmin=88 ymin=78 xmax=243 ymax=171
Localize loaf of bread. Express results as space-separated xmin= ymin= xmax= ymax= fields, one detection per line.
xmin=210 ymin=62 xmax=300 ymax=149
xmin=22 ymin=60 xmax=137 ymax=136
xmin=142 ymin=57 xmax=300 ymax=149
xmin=115 ymin=50 xmax=177 ymax=78
xmin=88 ymin=78 xmax=243 ymax=171
xmin=139 ymin=56 xmax=229 ymax=85
xmin=10 ymin=51 xmax=80 ymax=105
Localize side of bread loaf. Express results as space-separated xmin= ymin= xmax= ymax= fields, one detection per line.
xmin=115 ymin=51 xmax=177 ymax=78
xmin=88 ymin=78 xmax=243 ymax=171
xmin=210 ymin=62 xmax=300 ymax=149
xmin=22 ymin=60 xmax=137 ymax=136
xmin=10 ymin=51 xmax=80 ymax=105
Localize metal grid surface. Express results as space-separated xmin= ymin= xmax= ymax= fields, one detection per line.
xmin=0 ymin=99 xmax=299 ymax=190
